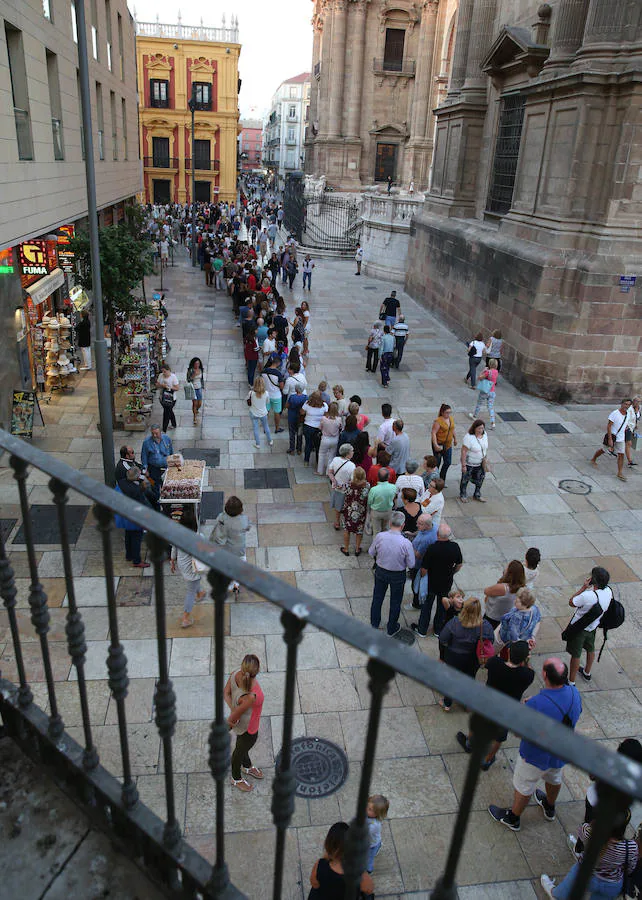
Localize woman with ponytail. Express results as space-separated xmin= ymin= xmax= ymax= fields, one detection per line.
xmin=224 ymin=654 xmax=265 ymax=792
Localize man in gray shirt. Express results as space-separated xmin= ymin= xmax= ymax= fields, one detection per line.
xmin=368 ymin=511 xmax=415 ymax=636
xmin=388 ymin=419 xmax=410 ymax=475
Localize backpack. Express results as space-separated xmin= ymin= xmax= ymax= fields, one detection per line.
xmin=597 ymin=590 xmax=625 ymax=661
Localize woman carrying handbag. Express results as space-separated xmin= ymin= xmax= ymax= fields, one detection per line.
xmin=186 ymin=357 xmax=205 ymax=426
xmin=470 ymin=358 xmax=499 ymax=429
xmin=460 ymin=419 xmax=490 ymax=503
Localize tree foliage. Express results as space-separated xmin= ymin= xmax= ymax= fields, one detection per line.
xmin=70 ymin=211 xmax=154 ymax=325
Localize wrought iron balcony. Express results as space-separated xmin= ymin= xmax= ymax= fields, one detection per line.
xmin=185 ymin=158 xmax=220 ymax=170
xmin=373 ymin=57 xmax=416 ymax=77
xmin=0 ymin=427 xmax=640 ymax=900
xmin=143 ymin=155 xmax=179 ymax=168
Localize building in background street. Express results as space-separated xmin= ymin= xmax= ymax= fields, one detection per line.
xmin=406 ymin=0 xmax=642 ymax=402
xmin=135 ymin=15 xmax=240 ymax=206
xmin=263 ymin=72 xmax=310 ymax=191
xmin=239 ymin=117 xmax=263 ymax=172
xmin=0 ymin=0 xmax=140 ymax=429
xmin=305 ymin=0 xmax=457 ymax=191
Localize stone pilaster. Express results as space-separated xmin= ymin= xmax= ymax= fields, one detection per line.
xmin=446 ymin=0 xmax=474 ymax=100
xmin=327 ymin=0 xmax=348 ymax=138
xmin=404 ymin=0 xmax=439 ymax=189
xmin=461 ymin=0 xmax=498 ymax=101
xmin=541 ymin=0 xmax=590 ymax=72
xmin=345 ymin=0 xmax=368 ymax=140
xmin=574 ymin=0 xmax=631 ymax=65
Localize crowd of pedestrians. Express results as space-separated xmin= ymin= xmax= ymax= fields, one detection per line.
xmin=140 ymin=180 xmax=641 ymax=898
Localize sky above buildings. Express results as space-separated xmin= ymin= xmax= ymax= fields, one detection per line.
xmin=128 ymin=0 xmax=313 ymax=118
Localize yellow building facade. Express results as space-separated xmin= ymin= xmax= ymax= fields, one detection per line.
xmin=135 ymin=18 xmax=240 ymax=205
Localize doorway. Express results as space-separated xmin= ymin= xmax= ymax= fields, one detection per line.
xmin=374 ymin=143 xmax=397 ymax=182
xmin=153 ymin=179 xmax=171 ymax=204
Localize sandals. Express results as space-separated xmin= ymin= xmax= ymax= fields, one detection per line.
xmin=231 ymin=777 xmax=253 ymax=792
xmin=181 ymin=615 xmax=194 ymax=629
xmin=340 ymin=547 xmax=349 ymax=556
xmin=243 ymin=766 xmax=264 ymax=779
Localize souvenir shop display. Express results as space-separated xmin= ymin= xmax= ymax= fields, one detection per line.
xmin=117 ymin=332 xmax=152 ymax=430
xmin=39 ymin=313 xmax=77 ymax=392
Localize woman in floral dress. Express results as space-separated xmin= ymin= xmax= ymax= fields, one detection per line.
xmin=340 ymin=467 xmax=370 ymax=556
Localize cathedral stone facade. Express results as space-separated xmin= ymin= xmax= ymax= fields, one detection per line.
xmin=406 ymin=0 xmax=642 ymax=402
xmin=306 ymin=0 xmax=458 ymax=191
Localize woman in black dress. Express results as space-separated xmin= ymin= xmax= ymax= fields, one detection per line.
xmin=308 ymin=822 xmax=374 ymax=899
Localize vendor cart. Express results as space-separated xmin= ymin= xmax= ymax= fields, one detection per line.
xmin=159 ymin=458 xmax=207 ymax=523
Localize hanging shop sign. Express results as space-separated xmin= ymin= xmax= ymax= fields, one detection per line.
xmin=0 ymin=247 xmax=15 ymax=274
xmin=57 ymin=225 xmax=76 ymax=274
xmin=69 ymin=285 xmax=92 ymax=311
xmin=18 ymin=240 xmax=58 ymax=288
xmin=26 ymin=268 xmax=65 ymax=305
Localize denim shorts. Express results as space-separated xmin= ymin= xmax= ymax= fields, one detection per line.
xmin=194 ymin=388 xmax=203 ymax=400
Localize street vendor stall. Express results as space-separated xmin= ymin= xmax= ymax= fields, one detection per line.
xmin=159 ymin=457 xmax=207 ymax=522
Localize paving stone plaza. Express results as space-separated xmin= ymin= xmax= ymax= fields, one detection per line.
xmin=1 ymin=251 xmax=641 ymax=899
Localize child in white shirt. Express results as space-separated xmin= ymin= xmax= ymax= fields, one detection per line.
xmin=524 ymin=547 xmax=541 ymax=586
xmin=367 ymin=794 xmax=389 ymax=873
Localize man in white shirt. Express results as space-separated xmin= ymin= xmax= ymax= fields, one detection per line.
xmin=377 ymin=403 xmax=394 ymax=448
xmin=625 ymin=396 xmax=640 ymax=468
xmin=565 ymin=566 xmax=613 ymax=685
xmin=590 ymin=398 xmax=631 ymax=482
xmin=262 ymin=328 xmax=277 ymax=360
xmin=392 ymin=316 xmax=409 ymax=369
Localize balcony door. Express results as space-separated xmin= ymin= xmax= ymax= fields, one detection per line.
xmin=374 ymin=143 xmax=397 ymax=182
xmin=383 ymin=28 xmax=405 ymax=72
xmin=152 ymin=136 xmax=170 ymax=168
xmin=193 ymin=139 xmax=211 ymax=170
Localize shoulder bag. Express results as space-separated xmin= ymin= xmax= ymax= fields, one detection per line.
xmin=476 ymin=620 xmax=495 ymax=666
xmin=560 ymin=589 xmax=605 ymax=642
xmin=184 ymin=382 xmax=196 ymax=400
xmin=603 ymin=416 xmax=626 ymax=448
xmin=475 ymin=436 xmax=490 ymax=473
xmin=160 ymin=388 xmax=176 ymax=408
xmin=477 ymin=376 xmax=492 ymax=395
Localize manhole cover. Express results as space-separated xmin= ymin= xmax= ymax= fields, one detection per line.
xmin=275 ymin=737 xmax=348 ymax=798
xmin=393 ymin=627 xmax=415 ymax=646
xmin=559 ymin=479 xmax=592 ymax=495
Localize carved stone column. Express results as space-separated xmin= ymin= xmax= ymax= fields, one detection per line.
xmin=541 ymin=0 xmax=590 ymax=71
xmin=461 ymin=0 xmax=498 ymax=101
xmin=574 ymin=0 xmax=630 ymax=63
xmin=345 ymin=0 xmax=368 ymax=140
xmin=410 ymin=0 xmax=439 ymax=140
xmin=446 ymin=0 xmax=474 ymax=100
xmin=327 ymin=0 xmax=348 ymax=138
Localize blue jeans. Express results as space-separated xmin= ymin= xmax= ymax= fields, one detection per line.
xmin=552 ymin=863 xmax=622 ymax=899
xmin=303 ymin=424 xmax=319 ymax=463
xmin=473 ymin=390 xmax=495 ymax=425
xmin=302 ymin=271 xmax=312 ymax=289
xmin=366 ymin=842 xmax=381 ymax=874
xmin=250 ymin=413 xmax=271 ymax=445
xmin=370 ymin=566 xmax=407 ymax=635
xmin=466 ymin=356 xmax=481 ymax=386
xmin=247 ymin=359 xmax=257 ymax=385
xmin=385 ymin=315 xmax=396 ymax=329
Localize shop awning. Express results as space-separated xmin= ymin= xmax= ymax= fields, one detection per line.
xmin=26 ymin=268 xmax=65 ymax=305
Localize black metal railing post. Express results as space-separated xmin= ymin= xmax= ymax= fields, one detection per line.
xmin=206 ymin=569 xmax=233 ymax=897
xmin=344 ymin=659 xmax=395 ymax=900
xmin=0 ymin=536 xmax=33 ymax=709
xmin=431 ymin=714 xmax=495 ymax=899
xmin=271 ymin=610 xmax=306 ymax=900
xmin=50 ymin=478 xmax=99 ymax=771
xmin=94 ymin=503 xmax=139 ymax=810
xmin=11 ymin=456 xmax=64 ymax=743
xmin=147 ymin=533 xmax=182 ymax=852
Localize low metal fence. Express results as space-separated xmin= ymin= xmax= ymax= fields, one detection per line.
xmin=0 ymin=427 xmax=640 ymax=900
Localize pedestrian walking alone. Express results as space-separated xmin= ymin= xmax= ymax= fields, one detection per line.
xmin=224 ymin=654 xmax=264 ymax=793
xmin=470 ymin=359 xmax=498 ymax=429
xmin=379 ymin=325 xmax=395 ymax=388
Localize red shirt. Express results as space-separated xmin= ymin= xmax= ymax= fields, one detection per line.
xmin=247 ymin=274 xmax=257 ymax=291
xmin=368 ymin=464 xmax=396 ymax=487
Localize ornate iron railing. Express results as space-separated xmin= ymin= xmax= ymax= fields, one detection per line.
xmin=0 ymin=427 xmax=641 ymax=900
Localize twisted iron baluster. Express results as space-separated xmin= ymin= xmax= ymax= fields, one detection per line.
xmin=11 ymin=456 xmax=63 ymax=742
xmin=343 ymin=658 xmax=395 ymax=900
xmin=431 ymin=713 xmax=495 ymax=899
xmin=0 ymin=534 xmax=33 ymax=708
xmin=94 ymin=503 xmax=139 ymax=809
xmin=206 ymin=569 xmax=232 ymax=897
xmin=271 ymin=609 xmax=305 ymax=900
xmin=50 ymin=478 xmax=99 ymax=771
xmin=147 ymin=533 xmax=181 ymax=850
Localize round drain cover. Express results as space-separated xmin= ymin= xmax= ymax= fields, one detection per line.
xmin=393 ymin=627 xmax=416 ymax=646
xmin=275 ymin=737 xmax=348 ymax=798
xmin=559 ymin=479 xmax=592 ymax=495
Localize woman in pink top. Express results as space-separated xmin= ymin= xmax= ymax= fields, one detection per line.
xmin=470 ymin=358 xmax=498 ymax=429
xmin=224 ymin=654 xmax=265 ymax=792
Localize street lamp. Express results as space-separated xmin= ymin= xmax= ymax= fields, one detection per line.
xmin=188 ymin=92 xmax=197 ymax=267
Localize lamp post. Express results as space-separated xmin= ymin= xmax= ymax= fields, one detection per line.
xmin=188 ymin=93 xmax=197 ymax=267
xmin=73 ymin=0 xmax=116 ymax=486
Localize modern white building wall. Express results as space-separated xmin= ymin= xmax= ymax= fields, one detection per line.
xmin=262 ymin=72 xmax=310 ymax=190
xmin=0 ymin=0 xmax=141 ymax=249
